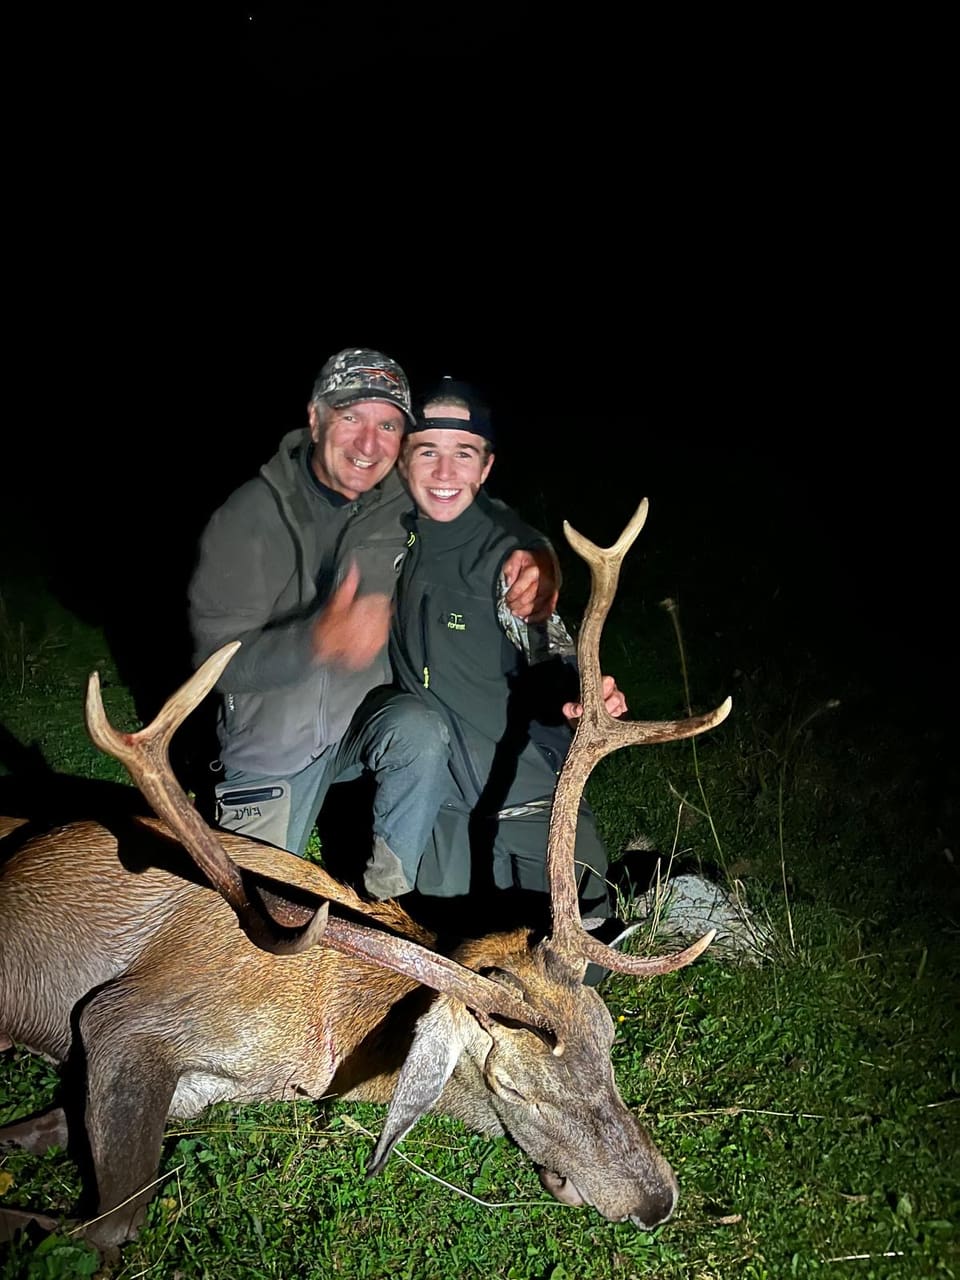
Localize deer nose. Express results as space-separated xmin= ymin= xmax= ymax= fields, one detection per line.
xmin=629 ymin=1178 xmax=678 ymax=1229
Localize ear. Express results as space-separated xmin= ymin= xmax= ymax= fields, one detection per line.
xmin=367 ymin=996 xmax=482 ymax=1176
xmin=397 ymin=437 xmax=412 ymax=481
xmin=307 ymin=401 xmax=321 ymax=439
xmin=480 ymin=450 xmax=495 ymax=484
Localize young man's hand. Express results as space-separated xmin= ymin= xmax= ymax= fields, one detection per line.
xmin=563 ymin=675 xmax=628 ymax=725
xmin=502 ymin=546 xmax=561 ymax=623
xmin=312 ymin=562 xmax=392 ymax=670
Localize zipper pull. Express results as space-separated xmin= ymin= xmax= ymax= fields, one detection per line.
xmin=422 ymin=665 xmax=430 ymax=689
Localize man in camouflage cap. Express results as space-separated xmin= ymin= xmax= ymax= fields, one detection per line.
xmin=188 ymin=348 xmax=557 ymax=856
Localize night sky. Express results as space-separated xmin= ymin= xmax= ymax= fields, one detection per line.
xmin=4 ymin=6 xmax=951 ymax=745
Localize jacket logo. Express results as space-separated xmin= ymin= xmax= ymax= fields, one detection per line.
xmin=446 ymin=612 xmax=466 ymax=631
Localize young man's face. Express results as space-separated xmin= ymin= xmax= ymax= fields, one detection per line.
xmin=308 ymin=399 xmax=405 ymax=500
xmin=400 ymin=427 xmax=494 ymax=522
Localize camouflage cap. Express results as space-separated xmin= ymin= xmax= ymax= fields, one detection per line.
xmin=313 ymin=348 xmax=414 ymax=426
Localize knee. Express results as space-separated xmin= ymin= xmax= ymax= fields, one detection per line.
xmin=373 ymin=701 xmax=450 ymax=768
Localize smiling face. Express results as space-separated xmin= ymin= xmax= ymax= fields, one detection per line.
xmin=400 ymin=425 xmax=494 ymax=522
xmin=308 ymin=399 xmax=405 ymax=500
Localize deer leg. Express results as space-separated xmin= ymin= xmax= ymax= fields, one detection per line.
xmin=0 ymin=1106 xmax=69 ymax=1153
xmin=77 ymin=998 xmax=178 ymax=1249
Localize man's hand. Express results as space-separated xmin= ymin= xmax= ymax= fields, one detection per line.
xmin=502 ymin=546 xmax=560 ymax=623
xmin=563 ymin=674 xmax=628 ymax=725
xmin=312 ymin=562 xmax=392 ymax=671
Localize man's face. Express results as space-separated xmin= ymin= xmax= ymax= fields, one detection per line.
xmin=308 ymin=399 xmax=405 ymax=500
xmin=400 ymin=425 xmax=494 ymax=522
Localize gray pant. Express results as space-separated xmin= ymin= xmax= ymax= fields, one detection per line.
xmin=214 ymin=690 xmax=453 ymax=890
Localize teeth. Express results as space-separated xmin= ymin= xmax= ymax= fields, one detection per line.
xmin=429 ymin=489 xmax=459 ymax=498
xmin=349 ymin=458 xmax=374 ymax=469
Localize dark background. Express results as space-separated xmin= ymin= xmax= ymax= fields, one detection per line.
xmin=3 ymin=6 xmax=951 ymax=774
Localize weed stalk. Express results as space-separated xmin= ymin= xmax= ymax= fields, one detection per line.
xmin=775 ymin=699 xmax=840 ymax=950
xmin=660 ymin=597 xmax=727 ymax=876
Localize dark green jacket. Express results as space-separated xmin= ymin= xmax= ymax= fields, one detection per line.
xmin=389 ymin=493 xmax=609 ymax=908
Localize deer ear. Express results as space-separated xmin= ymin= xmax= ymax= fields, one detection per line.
xmin=367 ymin=996 xmax=480 ymax=1176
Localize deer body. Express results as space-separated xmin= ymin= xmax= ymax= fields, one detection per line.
xmin=1 ymin=816 xmax=415 ymax=1087
xmin=1 ymin=814 xmax=678 ymax=1246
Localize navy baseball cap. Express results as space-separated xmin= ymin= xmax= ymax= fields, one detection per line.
xmin=412 ymin=376 xmax=495 ymax=445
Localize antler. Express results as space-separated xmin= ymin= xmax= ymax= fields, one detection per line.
xmin=545 ymin=499 xmax=732 ymax=976
xmin=86 ymin=644 xmax=331 ymax=956
xmin=85 ymin=646 xmax=553 ymax=1032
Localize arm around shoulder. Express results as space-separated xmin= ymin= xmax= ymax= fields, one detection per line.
xmin=484 ymin=496 xmax=561 ymax=623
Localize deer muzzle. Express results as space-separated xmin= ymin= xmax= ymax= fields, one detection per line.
xmin=537 ymin=1159 xmax=679 ymax=1228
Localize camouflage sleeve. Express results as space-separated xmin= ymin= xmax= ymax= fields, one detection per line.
xmin=496 ymin=574 xmax=577 ymax=665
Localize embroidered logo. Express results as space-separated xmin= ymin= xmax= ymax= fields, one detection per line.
xmin=446 ymin=612 xmax=466 ymax=631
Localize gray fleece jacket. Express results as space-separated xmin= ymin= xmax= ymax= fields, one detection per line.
xmin=188 ymin=428 xmax=411 ymax=775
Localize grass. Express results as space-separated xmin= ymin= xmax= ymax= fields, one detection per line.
xmin=1 ymin=544 xmax=957 ymax=1279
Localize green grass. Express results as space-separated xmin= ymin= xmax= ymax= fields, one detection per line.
xmin=1 ymin=567 xmax=957 ymax=1279
xmin=0 ymin=583 xmax=134 ymax=787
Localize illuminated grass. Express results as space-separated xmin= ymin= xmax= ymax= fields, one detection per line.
xmin=1 ymin=557 xmax=957 ymax=1279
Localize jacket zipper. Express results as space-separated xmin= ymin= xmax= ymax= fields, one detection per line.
xmin=420 ymin=589 xmax=487 ymax=801
xmin=420 ymin=594 xmax=430 ymax=688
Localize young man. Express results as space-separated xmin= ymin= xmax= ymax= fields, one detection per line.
xmin=358 ymin=377 xmax=625 ymax=932
xmin=187 ymin=350 xmax=558 ymax=857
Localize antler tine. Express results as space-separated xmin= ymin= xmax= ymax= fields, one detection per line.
xmin=560 ymin=500 xmax=648 ymax=765
xmin=85 ymin=643 xmax=330 ymax=956
xmin=575 ymin=923 xmax=717 ymax=978
xmin=546 ymin=500 xmax=732 ymax=974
